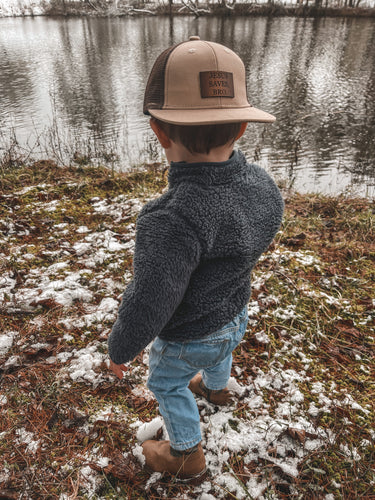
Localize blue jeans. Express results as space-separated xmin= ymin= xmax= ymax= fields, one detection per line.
xmin=147 ymin=307 xmax=248 ymax=451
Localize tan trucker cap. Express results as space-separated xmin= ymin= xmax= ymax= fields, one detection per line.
xmin=143 ymin=36 xmax=275 ymax=125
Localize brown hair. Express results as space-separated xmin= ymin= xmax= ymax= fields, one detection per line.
xmin=154 ymin=119 xmax=243 ymax=155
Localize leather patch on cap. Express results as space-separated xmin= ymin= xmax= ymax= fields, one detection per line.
xmin=200 ymin=71 xmax=234 ymax=98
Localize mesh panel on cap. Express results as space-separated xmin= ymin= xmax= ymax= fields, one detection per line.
xmin=143 ymin=43 xmax=182 ymax=115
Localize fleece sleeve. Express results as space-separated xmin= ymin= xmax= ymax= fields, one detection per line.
xmin=107 ymin=210 xmax=201 ymax=364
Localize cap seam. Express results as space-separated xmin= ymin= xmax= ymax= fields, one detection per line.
xmin=201 ymin=41 xmax=221 ymax=106
xmin=164 ymin=40 xmax=218 ymax=108
xmin=164 ymin=46 xmax=178 ymax=109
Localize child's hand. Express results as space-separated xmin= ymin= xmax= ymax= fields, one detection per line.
xmin=109 ymin=359 xmax=128 ymax=379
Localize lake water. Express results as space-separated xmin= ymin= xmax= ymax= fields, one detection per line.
xmin=0 ymin=15 xmax=374 ymax=196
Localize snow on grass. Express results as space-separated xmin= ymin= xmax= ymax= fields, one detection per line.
xmin=0 ymin=274 xmax=17 ymax=303
xmin=64 ymin=342 xmax=107 ymax=387
xmin=127 ymin=358 xmax=335 ymax=499
xmin=273 ymin=304 xmax=298 ymax=321
xmin=12 ymin=272 xmax=94 ymax=310
xmin=0 ymin=331 xmax=18 ymax=356
xmin=254 ymin=330 xmax=270 ymax=344
xmin=1 ymin=172 xmax=374 ymax=499
xmin=15 ymin=428 xmax=40 ymax=454
xmin=91 ymin=196 xmax=144 ymax=222
xmin=134 ymin=416 xmax=165 ymax=443
xmin=74 ymin=229 xmax=136 ymax=268
xmin=79 ymin=465 xmax=105 ymax=497
xmin=59 ymin=296 xmax=119 ymax=330
xmin=135 ymin=389 xmax=326 ymax=498
xmin=131 ymin=445 xmax=146 ymax=472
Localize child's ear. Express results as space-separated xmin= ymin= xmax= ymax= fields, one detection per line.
xmin=150 ymin=118 xmax=172 ymax=149
xmin=235 ymin=122 xmax=248 ymax=140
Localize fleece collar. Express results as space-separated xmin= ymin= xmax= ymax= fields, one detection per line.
xmin=168 ymin=150 xmax=246 ymax=187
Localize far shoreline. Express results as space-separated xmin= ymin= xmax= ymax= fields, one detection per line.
xmin=1 ymin=3 xmax=375 ymax=19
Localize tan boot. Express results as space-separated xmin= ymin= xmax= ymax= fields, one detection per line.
xmin=188 ymin=373 xmax=233 ymax=406
xmin=141 ymin=440 xmax=206 ymax=484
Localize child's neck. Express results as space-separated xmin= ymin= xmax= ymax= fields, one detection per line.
xmin=165 ymin=143 xmax=235 ymax=164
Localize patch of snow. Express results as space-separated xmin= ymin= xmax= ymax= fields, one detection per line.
xmin=0 ymin=331 xmax=18 ymax=356
xmin=60 ymin=297 xmax=119 ymax=330
xmin=254 ymin=330 xmax=270 ymax=344
xmin=79 ymin=465 xmax=103 ymax=497
xmin=45 ymin=262 xmax=70 ymax=275
xmin=30 ymin=316 xmax=45 ymax=328
xmin=96 ymin=456 xmax=110 ymax=468
xmin=43 ymin=199 xmax=60 ymax=212
xmin=245 ymin=476 xmax=267 ymax=499
xmin=16 ymin=428 xmax=40 ymax=454
xmin=56 ymin=351 xmax=74 ymax=363
xmin=132 ymin=444 xmax=146 ymax=466
xmin=260 ymin=294 xmax=280 ymax=306
xmin=273 ymin=304 xmax=297 ymax=321
xmin=4 ymin=355 xmax=21 ymax=368
xmin=13 ymin=184 xmax=47 ymax=195
xmin=145 ymin=471 xmax=162 ymax=490
xmin=91 ymin=196 xmax=144 ymax=223
xmin=215 ymin=472 xmax=248 ymax=499
xmin=54 ymin=222 xmax=68 ymax=229
xmin=10 ymin=271 xmax=94 ymax=310
xmin=197 ymin=494 xmax=216 ymax=500
xmin=0 ymin=467 xmax=10 ymax=483
xmin=83 ymin=297 xmax=119 ymax=324
xmin=76 ymin=226 xmax=90 ymax=233
xmin=251 ymin=271 xmax=273 ymax=290
xmin=65 ymin=343 xmax=106 ymax=387
xmin=340 ymin=394 xmax=370 ymax=414
xmin=311 ymin=382 xmax=325 ymax=394
xmin=73 ymin=242 xmax=91 ymax=256
xmin=135 ymin=416 xmax=165 ymax=443
xmin=247 ymin=300 xmax=260 ymax=317
xmin=339 ymin=444 xmax=361 ymax=461
xmin=131 ymin=385 xmax=154 ymax=400
xmin=308 ymin=402 xmax=320 ymax=417
xmin=91 ymin=405 xmax=123 ymax=423
xmin=227 ymin=377 xmax=246 ymax=397
xmin=0 ymin=274 xmax=17 ymax=302
xmin=294 ymin=252 xmax=319 ymax=267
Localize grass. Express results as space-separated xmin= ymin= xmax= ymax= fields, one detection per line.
xmin=0 ymin=160 xmax=374 ymax=499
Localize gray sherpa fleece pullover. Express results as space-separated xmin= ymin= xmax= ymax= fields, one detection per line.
xmin=108 ymin=150 xmax=284 ymax=364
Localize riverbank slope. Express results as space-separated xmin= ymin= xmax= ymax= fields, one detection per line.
xmin=0 ymin=161 xmax=374 ymax=498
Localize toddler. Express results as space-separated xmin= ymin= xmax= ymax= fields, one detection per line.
xmin=108 ymin=36 xmax=284 ymax=483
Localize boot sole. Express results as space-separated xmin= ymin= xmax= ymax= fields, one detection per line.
xmin=175 ymin=467 xmax=208 ymax=485
xmin=144 ymin=465 xmax=208 ymax=486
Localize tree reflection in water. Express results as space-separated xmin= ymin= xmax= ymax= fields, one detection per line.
xmin=0 ymin=15 xmax=374 ymax=195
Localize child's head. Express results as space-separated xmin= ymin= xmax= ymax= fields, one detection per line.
xmin=151 ymin=119 xmax=244 ymax=155
xmin=143 ymin=37 xmax=275 ymax=158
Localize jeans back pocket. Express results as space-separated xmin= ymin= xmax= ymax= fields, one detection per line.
xmin=179 ymin=335 xmax=232 ymax=369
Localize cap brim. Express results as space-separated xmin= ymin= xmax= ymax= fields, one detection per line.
xmin=148 ymin=106 xmax=275 ymax=125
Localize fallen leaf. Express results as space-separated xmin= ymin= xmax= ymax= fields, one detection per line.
xmin=0 ymin=491 xmax=19 ymax=500
xmin=101 ymin=449 xmax=141 ymax=482
xmin=335 ymin=320 xmax=362 ymax=338
xmin=287 ymin=427 xmax=306 ymax=444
